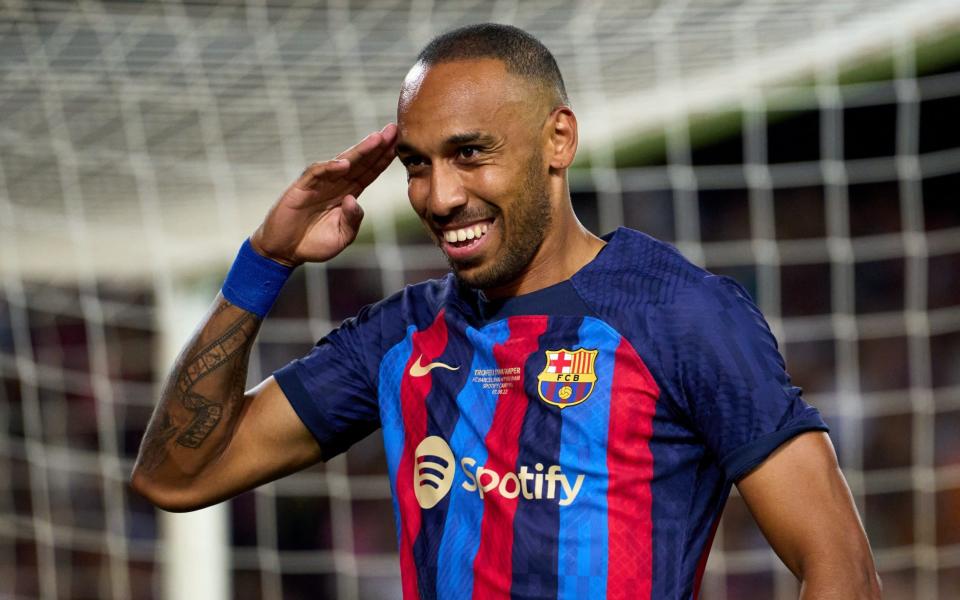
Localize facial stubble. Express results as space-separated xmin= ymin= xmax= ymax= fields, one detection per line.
xmin=445 ymin=149 xmax=552 ymax=291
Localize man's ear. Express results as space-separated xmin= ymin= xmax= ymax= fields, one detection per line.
xmin=547 ymin=106 xmax=578 ymax=170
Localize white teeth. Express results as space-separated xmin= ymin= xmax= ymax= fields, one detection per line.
xmin=443 ymin=222 xmax=491 ymax=244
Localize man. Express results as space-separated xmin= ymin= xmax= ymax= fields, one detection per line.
xmin=132 ymin=24 xmax=881 ymax=599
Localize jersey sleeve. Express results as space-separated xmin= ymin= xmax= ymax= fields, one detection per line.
xmin=273 ymin=304 xmax=382 ymax=460
xmin=659 ymin=275 xmax=829 ymax=482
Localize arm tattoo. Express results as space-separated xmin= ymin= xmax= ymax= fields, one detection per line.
xmin=138 ymin=410 xmax=179 ymax=471
xmin=176 ymin=393 xmax=224 ymax=448
xmin=137 ymin=303 xmax=259 ymax=472
xmin=174 ymin=311 xmax=257 ymax=448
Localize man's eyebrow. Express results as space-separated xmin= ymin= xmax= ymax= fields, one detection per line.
xmin=395 ymin=142 xmax=418 ymax=156
xmin=395 ymin=132 xmax=497 ymax=156
xmin=445 ymin=131 xmax=495 ymax=146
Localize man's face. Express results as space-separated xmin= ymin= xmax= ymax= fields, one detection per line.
xmin=396 ymin=59 xmax=553 ymax=291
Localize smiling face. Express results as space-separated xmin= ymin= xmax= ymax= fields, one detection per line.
xmin=396 ymin=58 xmax=557 ymax=291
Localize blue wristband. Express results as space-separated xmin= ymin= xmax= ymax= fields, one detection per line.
xmin=221 ymin=239 xmax=294 ymax=318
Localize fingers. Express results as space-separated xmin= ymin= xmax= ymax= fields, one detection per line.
xmin=297 ymin=124 xmax=397 ymax=194
xmin=336 ymin=123 xmax=397 ymax=169
xmin=345 ymin=127 xmax=397 ymax=196
xmin=339 ymin=194 xmax=364 ymax=241
xmin=297 ymin=158 xmax=350 ymax=190
xmin=351 ymin=145 xmax=396 ymax=194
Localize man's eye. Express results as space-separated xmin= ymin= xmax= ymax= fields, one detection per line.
xmin=458 ymin=146 xmax=481 ymax=160
xmin=402 ymin=156 xmax=425 ymax=168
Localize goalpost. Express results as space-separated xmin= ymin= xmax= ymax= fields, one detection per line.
xmin=156 ymin=278 xmax=230 ymax=600
xmin=1 ymin=1 xmax=960 ymax=599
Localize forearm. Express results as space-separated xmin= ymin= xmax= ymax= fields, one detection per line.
xmin=130 ymin=127 xmax=395 ymax=509
xmin=131 ymin=294 xmax=260 ymax=502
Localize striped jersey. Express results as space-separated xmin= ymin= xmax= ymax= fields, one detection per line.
xmin=274 ymin=227 xmax=828 ymax=600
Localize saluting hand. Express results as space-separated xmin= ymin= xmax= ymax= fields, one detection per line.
xmin=250 ymin=123 xmax=398 ymax=266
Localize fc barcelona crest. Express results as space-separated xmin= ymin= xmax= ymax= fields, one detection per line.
xmin=537 ymin=348 xmax=599 ymax=408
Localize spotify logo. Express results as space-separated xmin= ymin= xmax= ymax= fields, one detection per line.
xmin=413 ymin=436 xmax=586 ymax=509
xmin=414 ymin=436 xmax=455 ymax=509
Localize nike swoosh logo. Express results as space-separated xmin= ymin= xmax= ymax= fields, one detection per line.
xmin=409 ymin=354 xmax=460 ymax=377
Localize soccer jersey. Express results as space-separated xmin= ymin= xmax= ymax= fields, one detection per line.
xmin=274 ymin=227 xmax=828 ymax=600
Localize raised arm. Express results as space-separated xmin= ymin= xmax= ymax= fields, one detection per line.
xmin=130 ymin=125 xmax=397 ymax=511
xmin=736 ymin=431 xmax=882 ymax=599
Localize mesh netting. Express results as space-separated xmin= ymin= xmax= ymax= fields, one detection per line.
xmin=1 ymin=1 xmax=959 ymax=599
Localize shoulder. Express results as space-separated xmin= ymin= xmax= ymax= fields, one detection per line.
xmin=573 ymin=227 xmax=730 ymax=316
xmin=571 ymin=228 xmax=770 ymax=368
xmin=295 ymin=274 xmax=459 ymax=387
xmin=341 ymin=273 xmax=460 ymax=341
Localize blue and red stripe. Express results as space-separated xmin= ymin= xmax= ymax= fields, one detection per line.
xmin=435 ymin=320 xmax=512 ymax=599
xmin=382 ymin=313 xmax=661 ymax=599
xmin=471 ymin=316 xmax=549 ymax=599
xmin=510 ymin=316 xmax=576 ymax=599
xmin=606 ymin=337 xmax=659 ymax=600
xmin=414 ymin=312 xmax=474 ymax=599
xmin=556 ymin=317 xmax=621 ymax=598
xmin=392 ymin=311 xmax=451 ymax=599
xmin=379 ymin=327 xmax=414 ymax=564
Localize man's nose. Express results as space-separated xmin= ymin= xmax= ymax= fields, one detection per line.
xmin=426 ymin=162 xmax=467 ymax=218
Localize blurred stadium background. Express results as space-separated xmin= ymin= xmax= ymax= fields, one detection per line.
xmin=2 ymin=0 xmax=959 ymax=598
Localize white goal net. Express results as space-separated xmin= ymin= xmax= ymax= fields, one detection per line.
xmin=1 ymin=1 xmax=959 ymax=599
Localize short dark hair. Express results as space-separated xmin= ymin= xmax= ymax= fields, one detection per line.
xmin=416 ymin=23 xmax=568 ymax=105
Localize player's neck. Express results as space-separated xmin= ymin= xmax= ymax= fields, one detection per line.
xmin=481 ymin=211 xmax=605 ymax=300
